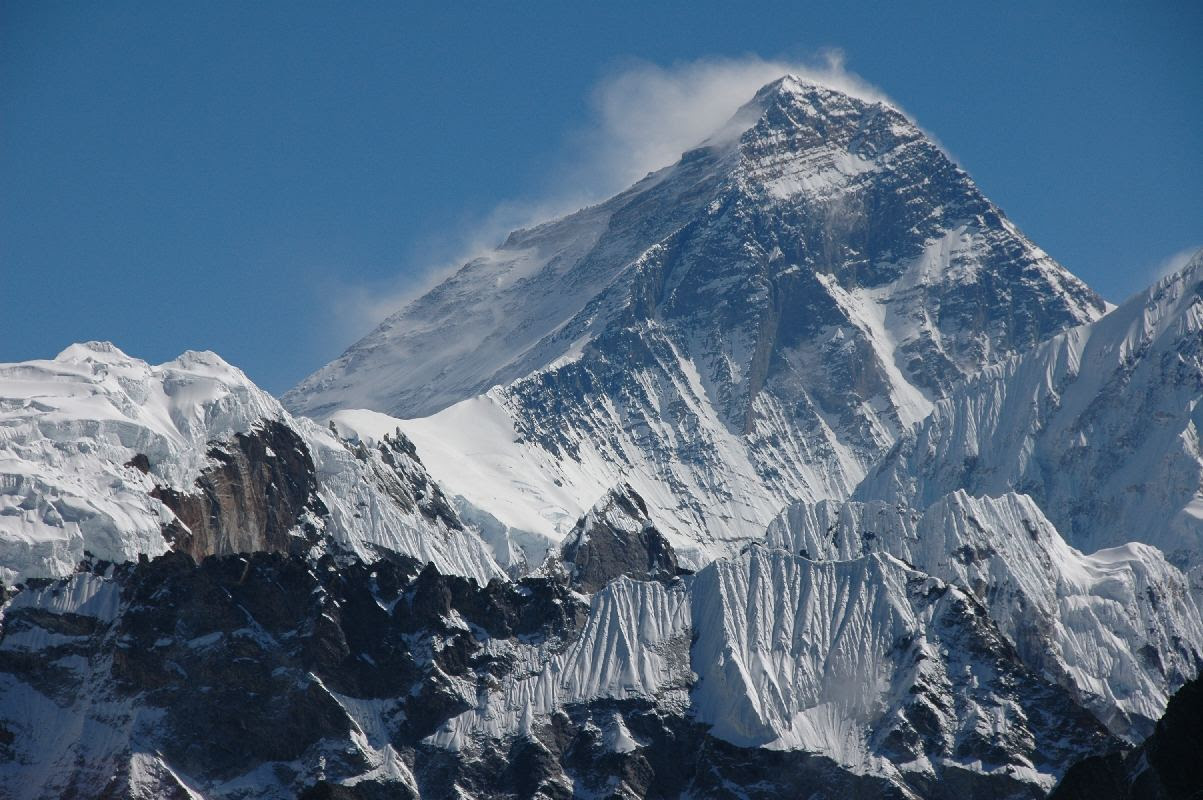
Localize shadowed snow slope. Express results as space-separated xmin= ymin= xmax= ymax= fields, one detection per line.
xmin=766 ymin=491 xmax=1203 ymax=737
xmin=857 ymin=250 xmax=1203 ymax=569
xmin=309 ymin=76 xmax=1105 ymax=566
xmin=0 ymin=342 xmax=502 ymax=584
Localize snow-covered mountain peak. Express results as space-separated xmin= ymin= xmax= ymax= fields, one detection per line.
xmin=3 ymin=342 xmax=280 ymax=474
xmin=51 ymin=341 xmax=257 ymax=393
xmin=1137 ymin=245 xmax=1203 ymax=326
xmin=286 ymin=75 xmax=1102 ymax=425
xmin=739 ymin=73 xmax=899 ymax=124
xmin=0 ymin=344 xmax=283 ymax=581
xmin=856 ymin=245 xmax=1203 ymax=567
xmin=54 ymin=339 xmax=135 ymax=363
xmin=723 ymin=74 xmax=935 ymax=203
xmin=285 ymin=75 xmax=1109 ymax=567
xmin=569 ymin=483 xmax=652 ymax=539
xmin=0 ymin=344 xmax=505 ymax=585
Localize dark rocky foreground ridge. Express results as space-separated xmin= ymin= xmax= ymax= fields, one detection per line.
xmin=0 ymin=547 xmax=1130 ymax=799
xmin=1050 ymin=675 xmax=1203 ymax=800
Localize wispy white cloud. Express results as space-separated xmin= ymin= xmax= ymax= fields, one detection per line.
xmin=320 ymin=52 xmax=891 ymax=343
xmin=567 ymin=51 xmax=892 ymax=197
xmin=1149 ymin=244 xmax=1202 ymax=282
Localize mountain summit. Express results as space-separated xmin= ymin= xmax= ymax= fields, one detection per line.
xmin=287 ymin=76 xmax=1104 ymax=422
xmin=3 ymin=76 xmax=1199 ymax=800
xmin=291 ymin=76 xmax=1106 ymax=565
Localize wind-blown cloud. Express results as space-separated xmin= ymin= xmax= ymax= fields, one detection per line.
xmin=321 ymin=52 xmax=891 ymax=344
xmin=1149 ymin=244 xmax=1202 ymax=283
xmin=569 ymin=51 xmax=891 ymax=198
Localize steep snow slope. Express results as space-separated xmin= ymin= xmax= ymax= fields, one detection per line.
xmin=688 ymin=547 xmax=1114 ymax=790
xmin=283 ymin=127 xmax=735 ymax=422
xmin=857 ymin=250 xmax=1203 ymax=568
xmin=306 ymin=75 xmax=1106 ymax=565
xmin=430 ymin=544 xmax=1117 ymax=796
xmin=6 ymin=480 xmax=1182 ymax=798
xmin=765 ymin=491 xmax=1203 ymax=735
xmin=0 ymin=342 xmax=502 ymax=584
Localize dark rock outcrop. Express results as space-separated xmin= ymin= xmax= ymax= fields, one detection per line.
xmin=0 ymin=550 xmax=588 ymax=798
xmin=150 ymin=420 xmax=328 ymax=560
xmin=347 ymin=427 xmax=462 ymax=530
xmin=1050 ymin=675 xmax=1203 ymax=800
xmin=559 ymin=484 xmax=682 ymax=592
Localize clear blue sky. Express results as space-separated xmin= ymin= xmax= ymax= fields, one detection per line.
xmin=3 ymin=1 xmax=1200 ymax=393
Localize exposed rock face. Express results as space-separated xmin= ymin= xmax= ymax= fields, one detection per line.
xmin=0 ymin=550 xmax=1120 ymax=800
xmin=1051 ymin=675 xmax=1203 ymax=800
xmin=559 ymin=485 xmax=681 ymax=592
xmin=345 ymin=427 xmax=462 ymax=532
xmin=0 ymin=551 xmax=584 ymax=800
xmin=315 ymin=76 xmax=1108 ymax=565
xmin=150 ymin=420 xmax=328 ymax=560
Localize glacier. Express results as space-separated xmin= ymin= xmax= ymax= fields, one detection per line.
xmin=857 ymin=250 xmax=1203 ymax=570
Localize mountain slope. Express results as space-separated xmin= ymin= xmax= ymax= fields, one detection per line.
xmin=305 ymin=76 xmax=1106 ymax=566
xmin=0 ymin=342 xmax=503 ymax=585
xmin=1 ymin=340 xmax=1189 ymax=798
xmin=1050 ymin=674 xmax=1203 ymax=799
xmin=857 ymin=250 xmax=1203 ymax=568
xmin=0 ymin=547 xmax=1114 ymax=798
xmin=765 ymin=491 xmax=1203 ymax=736
xmin=417 ymin=541 xmax=1121 ymax=797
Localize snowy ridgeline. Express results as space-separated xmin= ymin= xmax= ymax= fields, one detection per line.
xmin=1 ymin=73 xmax=1201 ymax=798
xmin=292 ymin=75 xmax=1106 ymax=563
xmin=857 ymin=251 xmax=1203 ymax=569
xmin=432 ymin=487 xmax=1201 ymax=751
xmin=0 ymin=341 xmax=503 ymax=586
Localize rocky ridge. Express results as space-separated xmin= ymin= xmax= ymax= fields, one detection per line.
xmin=299 ymin=75 xmax=1107 ymax=567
